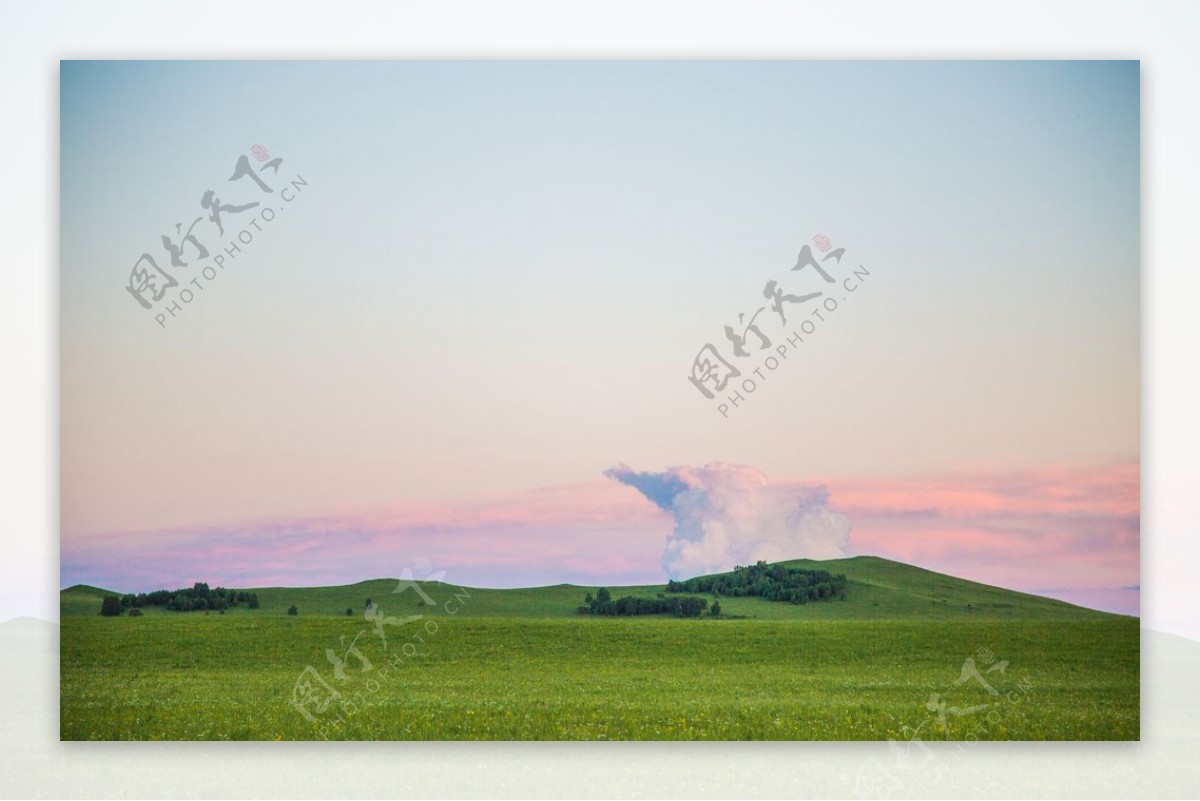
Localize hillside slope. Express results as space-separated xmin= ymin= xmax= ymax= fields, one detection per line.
xmin=60 ymin=555 xmax=1122 ymax=621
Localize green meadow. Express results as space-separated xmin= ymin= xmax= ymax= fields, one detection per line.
xmin=59 ymin=557 xmax=1139 ymax=741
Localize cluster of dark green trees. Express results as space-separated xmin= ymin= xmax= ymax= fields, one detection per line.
xmin=580 ymin=587 xmax=716 ymax=618
xmin=667 ymin=561 xmax=848 ymax=604
xmin=100 ymin=582 xmax=261 ymax=615
xmin=99 ymin=596 xmax=123 ymax=617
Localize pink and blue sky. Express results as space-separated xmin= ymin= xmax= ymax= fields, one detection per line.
xmin=60 ymin=61 xmax=1139 ymax=613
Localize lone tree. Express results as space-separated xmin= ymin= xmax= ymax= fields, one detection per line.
xmin=710 ymin=600 xmax=721 ymax=617
xmin=99 ymin=596 xmax=123 ymax=617
xmin=287 ymin=604 xmax=298 ymax=616
xmin=346 ymin=608 xmax=354 ymax=616
xmin=596 ymin=587 xmax=611 ymax=604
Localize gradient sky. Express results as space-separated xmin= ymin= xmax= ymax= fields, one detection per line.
xmin=61 ymin=61 xmax=1139 ymax=612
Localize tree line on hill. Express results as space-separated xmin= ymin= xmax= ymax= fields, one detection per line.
xmin=580 ymin=587 xmax=718 ymax=618
xmin=666 ymin=560 xmax=848 ymax=604
xmin=99 ymin=582 xmax=260 ymax=616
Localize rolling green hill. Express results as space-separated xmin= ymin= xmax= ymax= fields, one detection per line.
xmin=60 ymin=555 xmax=1121 ymax=621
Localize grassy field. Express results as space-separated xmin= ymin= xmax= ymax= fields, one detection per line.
xmin=59 ymin=557 xmax=1139 ymax=740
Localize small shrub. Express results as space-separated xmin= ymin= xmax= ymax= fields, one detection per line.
xmin=128 ymin=608 xmax=143 ymax=617
xmin=287 ymin=604 xmax=298 ymax=616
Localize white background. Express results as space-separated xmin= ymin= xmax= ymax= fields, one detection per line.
xmin=1 ymin=0 xmax=1197 ymax=797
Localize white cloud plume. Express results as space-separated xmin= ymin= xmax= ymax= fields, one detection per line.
xmin=604 ymin=463 xmax=851 ymax=578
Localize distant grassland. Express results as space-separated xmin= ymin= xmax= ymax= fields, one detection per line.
xmin=59 ymin=557 xmax=1139 ymax=740
xmin=61 ymin=557 xmax=1121 ymax=621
